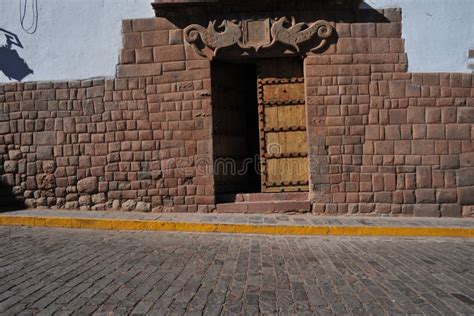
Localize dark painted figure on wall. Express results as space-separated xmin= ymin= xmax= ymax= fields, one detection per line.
xmin=0 ymin=29 xmax=33 ymax=81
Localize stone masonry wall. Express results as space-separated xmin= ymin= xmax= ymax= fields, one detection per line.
xmin=305 ymin=13 xmax=474 ymax=217
xmin=0 ymin=17 xmax=214 ymax=212
xmin=0 ymin=8 xmax=473 ymax=217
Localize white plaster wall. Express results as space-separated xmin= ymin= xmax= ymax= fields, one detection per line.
xmin=365 ymin=0 xmax=474 ymax=73
xmin=0 ymin=0 xmax=153 ymax=83
xmin=0 ymin=0 xmax=472 ymax=83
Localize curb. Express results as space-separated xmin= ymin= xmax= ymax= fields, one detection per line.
xmin=0 ymin=216 xmax=473 ymax=238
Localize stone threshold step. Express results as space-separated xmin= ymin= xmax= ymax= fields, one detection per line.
xmin=216 ymin=200 xmax=311 ymax=214
xmin=216 ymin=192 xmax=308 ymax=203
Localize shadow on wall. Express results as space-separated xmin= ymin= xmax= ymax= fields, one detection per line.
xmin=0 ymin=183 xmax=25 ymax=211
xmin=0 ymin=29 xmax=33 ymax=81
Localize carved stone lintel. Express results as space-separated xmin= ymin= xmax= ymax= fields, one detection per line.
xmin=184 ymin=17 xmax=334 ymax=58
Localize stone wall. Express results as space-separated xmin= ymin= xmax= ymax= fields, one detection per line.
xmin=304 ymin=11 xmax=474 ymax=217
xmin=0 ymin=18 xmax=214 ymax=212
xmin=0 ymin=7 xmax=473 ymax=216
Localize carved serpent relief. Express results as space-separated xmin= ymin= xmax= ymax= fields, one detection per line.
xmin=184 ymin=20 xmax=244 ymax=57
xmin=184 ymin=17 xmax=333 ymax=57
xmin=264 ymin=17 xmax=333 ymax=53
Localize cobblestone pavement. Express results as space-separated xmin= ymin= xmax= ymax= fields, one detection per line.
xmin=0 ymin=227 xmax=473 ymax=315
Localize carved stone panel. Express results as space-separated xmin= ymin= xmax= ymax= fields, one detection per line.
xmin=184 ymin=17 xmax=333 ymax=58
xmin=242 ymin=19 xmax=271 ymax=50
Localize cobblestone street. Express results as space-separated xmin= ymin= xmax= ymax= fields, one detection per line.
xmin=0 ymin=227 xmax=472 ymax=315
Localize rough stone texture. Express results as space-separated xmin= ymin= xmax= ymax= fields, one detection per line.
xmin=0 ymin=226 xmax=473 ymax=314
xmin=77 ymin=177 xmax=99 ymax=195
xmin=0 ymin=8 xmax=472 ymax=217
xmin=0 ymin=21 xmax=212 ymax=212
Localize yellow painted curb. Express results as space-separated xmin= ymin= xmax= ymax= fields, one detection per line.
xmin=0 ymin=216 xmax=473 ymax=238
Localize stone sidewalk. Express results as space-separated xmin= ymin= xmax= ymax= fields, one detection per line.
xmin=1 ymin=209 xmax=473 ymax=227
xmin=0 ymin=226 xmax=473 ymax=315
xmin=0 ymin=209 xmax=473 ymax=238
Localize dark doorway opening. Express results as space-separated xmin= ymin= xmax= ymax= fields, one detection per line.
xmin=211 ymin=60 xmax=261 ymax=195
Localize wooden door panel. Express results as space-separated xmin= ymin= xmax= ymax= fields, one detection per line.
xmin=265 ymin=131 xmax=307 ymax=153
xmin=264 ymin=105 xmax=306 ymax=128
xmin=257 ymin=59 xmax=309 ymax=192
xmin=262 ymin=83 xmax=305 ymax=102
xmin=265 ymin=157 xmax=308 ymax=190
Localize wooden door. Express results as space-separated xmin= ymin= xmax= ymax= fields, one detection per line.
xmin=257 ymin=59 xmax=309 ymax=192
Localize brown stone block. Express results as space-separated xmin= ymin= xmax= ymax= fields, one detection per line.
xmin=354 ymin=53 xmax=397 ymax=64
xmin=376 ymin=23 xmax=402 ymax=38
xmin=441 ymin=108 xmax=457 ymax=123
xmin=407 ymin=106 xmax=425 ymax=124
xmin=374 ymin=192 xmax=392 ymax=203
xmin=457 ymin=168 xmax=474 ymax=186
xmin=335 ymin=23 xmax=351 ymax=37
xmin=462 ymin=205 xmax=474 ymax=217
xmin=34 ymin=131 xmax=57 ymax=145
xmin=307 ymin=65 xmax=370 ymax=77
xmin=56 ymin=89 xmax=69 ymax=100
xmin=0 ymin=122 xmax=10 ymax=134
xmin=412 ymin=140 xmax=434 ymax=155
xmin=216 ymin=203 xmax=248 ymax=213
xmin=351 ymin=23 xmax=376 ymax=37
xmin=375 ymin=203 xmax=391 ymax=214
xmin=337 ymin=38 xmax=371 ymax=54
xmin=370 ymin=38 xmax=390 ymax=53
xmin=413 ymin=204 xmax=440 ymax=217
xmin=425 ymin=108 xmax=441 ymax=123
xmin=416 ymin=166 xmax=432 ymax=188
xmin=374 ymin=141 xmax=394 ymax=155
xmin=415 ymin=189 xmax=436 ymax=203
xmin=413 ymin=123 xmax=426 ymax=139
xmin=274 ymin=201 xmax=311 ymax=213
xmin=122 ymin=19 xmax=133 ymax=33
xmin=460 ymin=152 xmax=474 ymax=167
xmin=446 ymin=124 xmax=470 ymax=140
xmin=389 ymin=109 xmax=406 ymax=124
xmin=371 ymin=64 xmax=394 ymax=73
xmin=359 ymin=203 xmax=375 ymax=213
xmin=371 ymin=173 xmax=383 ymax=192
xmin=389 ymin=38 xmax=405 ymax=53
xmin=117 ymin=64 xmax=162 ymax=78
xmin=154 ymin=45 xmax=185 ymax=63
xmin=384 ymin=173 xmax=396 ymax=191
xmin=388 ymin=81 xmax=406 ymax=98
xmin=457 ymin=108 xmax=474 ymax=123
xmin=440 ymin=204 xmax=462 ymax=217
xmin=123 ymin=33 xmax=141 ymax=49
xmin=86 ymin=86 xmax=104 ymax=98
xmin=393 ymin=140 xmax=410 ymax=155
xmin=169 ymin=29 xmax=183 ymax=45
xmin=141 ymin=30 xmax=169 ymax=47
xmin=426 ymin=125 xmax=445 ymax=139
xmin=458 ymin=186 xmax=474 ymax=205
xmin=365 ymin=125 xmax=380 ymax=140
xmin=401 ymin=204 xmax=413 ymax=215
xmin=436 ymin=189 xmax=457 ymax=203
xmin=133 ymin=18 xmax=177 ymax=32
xmin=440 ymin=155 xmax=460 ymax=169
xmin=135 ymin=48 xmax=153 ymax=64
xmin=163 ymin=62 xmax=186 ymax=72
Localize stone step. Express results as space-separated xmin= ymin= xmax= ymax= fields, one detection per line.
xmin=216 ymin=192 xmax=308 ymax=203
xmin=216 ymin=200 xmax=311 ymax=214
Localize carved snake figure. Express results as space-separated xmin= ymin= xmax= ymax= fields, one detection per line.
xmin=264 ymin=17 xmax=334 ymax=53
xmin=184 ymin=20 xmax=243 ymax=57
